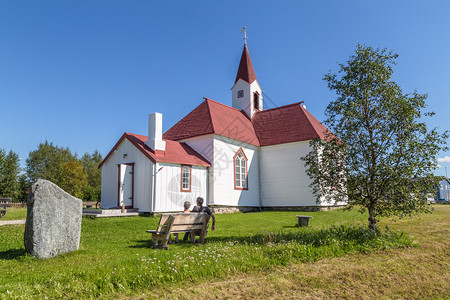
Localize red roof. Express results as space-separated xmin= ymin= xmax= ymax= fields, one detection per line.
xmin=235 ymin=44 xmax=257 ymax=84
xmin=163 ymin=98 xmax=260 ymax=146
xmin=252 ymin=103 xmax=330 ymax=146
xmin=99 ymin=132 xmax=211 ymax=168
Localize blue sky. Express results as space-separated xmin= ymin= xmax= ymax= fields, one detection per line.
xmin=1 ymin=1 xmax=449 ymax=176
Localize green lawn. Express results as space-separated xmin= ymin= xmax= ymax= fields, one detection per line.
xmin=0 ymin=207 xmax=415 ymax=299
xmin=1 ymin=207 xmax=27 ymax=221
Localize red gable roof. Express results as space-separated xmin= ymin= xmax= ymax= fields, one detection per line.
xmin=163 ymin=98 xmax=260 ymax=146
xmin=252 ymin=103 xmax=330 ymax=146
xmin=99 ymin=132 xmax=210 ymax=168
xmin=235 ymin=44 xmax=257 ymax=84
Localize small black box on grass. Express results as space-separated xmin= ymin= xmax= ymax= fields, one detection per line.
xmin=296 ymin=215 xmax=312 ymax=227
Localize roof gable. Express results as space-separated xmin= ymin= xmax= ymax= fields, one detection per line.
xmin=99 ymin=132 xmax=210 ymax=168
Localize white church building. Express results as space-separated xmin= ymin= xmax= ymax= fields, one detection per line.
xmin=99 ymin=43 xmax=339 ymax=213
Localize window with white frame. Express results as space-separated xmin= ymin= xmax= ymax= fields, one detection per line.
xmin=234 ymin=149 xmax=248 ymax=189
xmin=181 ymin=165 xmax=191 ymax=192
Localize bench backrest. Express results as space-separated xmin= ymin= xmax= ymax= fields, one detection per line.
xmin=155 ymin=214 xmax=175 ymax=234
xmin=157 ymin=213 xmax=211 ymax=233
xmin=0 ymin=198 xmax=12 ymax=209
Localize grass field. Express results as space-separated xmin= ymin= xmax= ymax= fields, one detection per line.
xmin=0 ymin=206 xmax=448 ymax=299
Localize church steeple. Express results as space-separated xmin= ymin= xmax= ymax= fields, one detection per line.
xmin=235 ymin=44 xmax=257 ymax=84
xmin=231 ymin=42 xmax=263 ymax=118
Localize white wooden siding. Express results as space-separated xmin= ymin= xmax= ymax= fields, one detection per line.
xmin=154 ymin=163 xmax=207 ymax=212
xmin=260 ymin=141 xmax=319 ymax=207
xmin=211 ymin=136 xmax=260 ymax=207
xmin=100 ymin=138 xmax=153 ymax=211
xmin=183 ymin=134 xmax=214 ymax=205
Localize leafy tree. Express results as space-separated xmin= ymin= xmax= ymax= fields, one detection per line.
xmin=0 ymin=149 xmax=21 ymax=201
xmin=302 ymin=44 xmax=448 ymax=230
xmin=59 ymin=160 xmax=88 ymax=199
xmin=26 ymin=141 xmax=75 ymax=187
xmin=80 ymin=151 xmax=102 ymax=202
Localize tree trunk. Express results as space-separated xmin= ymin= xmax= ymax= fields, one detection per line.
xmin=368 ymin=206 xmax=377 ymax=231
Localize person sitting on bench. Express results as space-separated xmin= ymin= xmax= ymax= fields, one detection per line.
xmin=183 ymin=197 xmax=215 ymax=242
xmin=169 ymin=201 xmax=191 ymax=244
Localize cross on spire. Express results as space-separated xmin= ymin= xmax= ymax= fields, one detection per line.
xmin=240 ymin=26 xmax=247 ymax=45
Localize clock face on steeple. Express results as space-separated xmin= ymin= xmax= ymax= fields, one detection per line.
xmin=238 ymin=90 xmax=244 ymax=98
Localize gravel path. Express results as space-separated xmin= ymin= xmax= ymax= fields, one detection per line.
xmin=0 ymin=219 xmax=26 ymax=226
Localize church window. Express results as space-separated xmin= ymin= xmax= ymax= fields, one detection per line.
xmin=253 ymin=92 xmax=260 ymax=110
xmin=234 ymin=148 xmax=248 ymax=190
xmin=181 ymin=165 xmax=191 ymax=192
xmin=238 ymin=90 xmax=244 ymax=98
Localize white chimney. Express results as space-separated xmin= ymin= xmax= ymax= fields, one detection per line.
xmin=145 ymin=112 xmax=166 ymax=152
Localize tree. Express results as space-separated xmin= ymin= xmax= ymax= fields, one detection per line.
xmin=0 ymin=149 xmax=21 ymax=201
xmin=59 ymin=160 xmax=88 ymax=199
xmin=80 ymin=151 xmax=103 ymax=202
xmin=26 ymin=141 xmax=75 ymax=187
xmin=302 ymin=44 xmax=448 ymax=230
xmin=17 ymin=174 xmax=30 ymax=202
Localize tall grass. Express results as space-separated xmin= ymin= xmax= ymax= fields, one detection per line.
xmin=0 ymin=208 xmax=414 ymax=299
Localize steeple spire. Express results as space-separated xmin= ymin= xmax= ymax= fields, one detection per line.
xmin=232 ymin=37 xmax=262 ymax=118
xmin=235 ymin=44 xmax=257 ymax=84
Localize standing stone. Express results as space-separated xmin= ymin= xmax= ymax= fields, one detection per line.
xmin=24 ymin=179 xmax=82 ymax=259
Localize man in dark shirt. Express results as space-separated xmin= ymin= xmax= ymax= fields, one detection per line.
xmin=191 ymin=197 xmax=215 ymax=231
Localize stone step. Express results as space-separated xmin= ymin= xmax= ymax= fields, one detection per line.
xmin=83 ymin=208 xmax=138 ymax=215
xmin=82 ymin=208 xmax=140 ymax=218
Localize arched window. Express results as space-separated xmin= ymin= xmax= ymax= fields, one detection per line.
xmin=253 ymin=92 xmax=260 ymax=111
xmin=234 ymin=148 xmax=248 ymax=190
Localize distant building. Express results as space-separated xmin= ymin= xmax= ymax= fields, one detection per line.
xmin=436 ymin=178 xmax=450 ymax=203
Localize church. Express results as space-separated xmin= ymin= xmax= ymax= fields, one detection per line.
xmin=99 ymin=42 xmax=339 ymax=213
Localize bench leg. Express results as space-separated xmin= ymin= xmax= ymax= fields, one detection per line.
xmin=189 ymin=232 xmax=196 ymax=244
xmin=199 ymin=230 xmax=207 ymax=244
xmin=161 ymin=234 xmax=171 ymax=250
xmin=152 ymin=234 xmax=159 ymax=248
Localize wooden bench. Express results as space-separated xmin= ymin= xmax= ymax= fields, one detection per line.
xmin=0 ymin=198 xmax=12 ymax=219
xmin=146 ymin=213 xmax=211 ymax=249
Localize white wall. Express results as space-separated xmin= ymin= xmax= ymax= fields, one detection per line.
xmin=100 ymin=138 xmax=154 ymax=211
xmin=210 ymin=135 xmax=260 ymax=207
xmin=260 ymin=141 xmax=319 ymax=207
xmin=154 ymin=163 xmax=208 ymax=212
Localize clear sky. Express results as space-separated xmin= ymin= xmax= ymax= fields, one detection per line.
xmin=1 ymin=1 xmax=449 ymax=176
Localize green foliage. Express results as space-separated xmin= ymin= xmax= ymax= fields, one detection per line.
xmin=16 ymin=174 xmax=29 ymax=202
xmin=25 ymin=141 xmax=75 ymax=186
xmin=25 ymin=141 xmax=102 ymax=200
xmin=0 ymin=208 xmax=414 ymax=299
xmin=302 ymin=44 xmax=448 ymax=230
xmin=0 ymin=149 xmax=21 ymax=201
xmin=59 ymin=160 xmax=88 ymax=199
xmin=80 ymin=151 xmax=102 ymax=202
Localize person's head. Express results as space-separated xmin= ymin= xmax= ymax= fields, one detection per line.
xmin=196 ymin=197 xmax=204 ymax=206
xmin=183 ymin=201 xmax=191 ymax=211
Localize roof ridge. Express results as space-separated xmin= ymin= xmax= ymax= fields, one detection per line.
xmin=203 ymin=97 xmax=244 ymax=113
xmin=300 ymin=106 xmax=328 ymax=138
xmin=253 ymin=101 xmax=304 ymax=115
xmin=204 ymin=98 xmax=216 ymax=133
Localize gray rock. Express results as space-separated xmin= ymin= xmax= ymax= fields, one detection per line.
xmin=24 ymin=179 xmax=82 ymax=259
